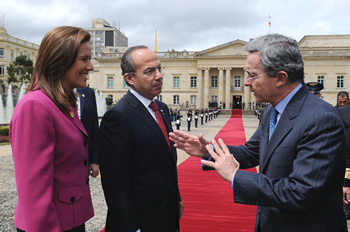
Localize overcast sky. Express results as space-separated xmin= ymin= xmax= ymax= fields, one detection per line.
xmin=1 ymin=0 xmax=350 ymax=52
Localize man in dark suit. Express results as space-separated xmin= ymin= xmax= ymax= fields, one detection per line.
xmin=170 ymin=34 xmax=347 ymax=231
xmin=338 ymin=104 xmax=350 ymax=219
xmin=77 ymin=86 xmax=99 ymax=177
xmin=98 ymin=46 xmax=183 ymax=232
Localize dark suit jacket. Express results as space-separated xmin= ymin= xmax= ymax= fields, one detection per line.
xmin=98 ymin=91 xmax=181 ymax=232
xmin=338 ymin=104 xmax=350 ymax=187
xmin=229 ymin=85 xmax=347 ymax=232
xmin=77 ymin=87 xmax=99 ymax=164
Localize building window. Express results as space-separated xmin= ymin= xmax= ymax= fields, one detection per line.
xmin=190 ymin=95 xmax=197 ymax=105
xmin=156 ymin=95 xmax=162 ymax=101
xmin=0 ymin=48 xmax=3 ymax=58
xmin=234 ymin=76 xmax=241 ymax=87
xmin=11 ymin=50 xmax=14 ymax=61
xmin=173 ymin=76 xmax=180 ymax=88
xmin=123 ymin=79 xmax=128 ymax=88
xmin=190 ymin=76 xmax=197 ymax=88
xmin=0 ymin=66 xmax=4 ymax=75
xmin=211 ymin=76 xmax=218 ymax=87
xmin=173 ymin=95 xmax=179 ymax=105
xmin=317 ymin=76 xmax=324 ymax=86
xmin=211 ymin=95 xmax=217 ymax=102
xmin=337 ymin=76 xmax=344 ymax=88
xmin=107 ymin=76 xmax=114 ymax=88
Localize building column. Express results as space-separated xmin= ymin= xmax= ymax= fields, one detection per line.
xmin=197 ymin=68 xmax=203 ymax=108
xmin=204 ymin=68 xmax=210 ymax=108
xmin=225 ymin=68 xmax=231 ymax=109
xmin=243 ymin=71 xmax=251 ymax=110
xmin=218 ymin=68 xmax=224 ymax=104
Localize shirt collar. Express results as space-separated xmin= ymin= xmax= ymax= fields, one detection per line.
xmin=129 ymin=88 xmax=153 ymax=108
xmin=275 ymin=83 xmax=302 ymax=115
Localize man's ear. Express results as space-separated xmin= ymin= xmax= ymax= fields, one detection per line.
xmin=276 ymin=71 xmax=288 ymax=88
xmin=124 ymin=73 xmax=134 ymax=87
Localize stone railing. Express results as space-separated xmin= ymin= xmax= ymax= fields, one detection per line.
xmin=156 ymin=51 xmax=196 ymax=58
xmin=97 ymin=53 xmax=124 ymax=59
xmin=8 ymin=36 xmax=39 ymax=49
xmin=301 ymin=48 xmax=350 ymax=57
xmin=231 ymin=86 xmax=243 ymax=92
xmin=97 ymin=51 xmax=196 ymax=60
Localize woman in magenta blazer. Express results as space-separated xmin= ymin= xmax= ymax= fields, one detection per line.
xmin=10 ymin=26 xmax=94 ymax=232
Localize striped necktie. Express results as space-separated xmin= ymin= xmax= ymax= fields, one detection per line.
xmin=269 ymin=107 xmax=278 ymax=140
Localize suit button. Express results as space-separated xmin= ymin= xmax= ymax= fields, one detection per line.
xmin=70 ymin=196 xmax=75 ymax=203
xmin=84 ymin=159 xmax=87 ymax=166
xmin=86 ymin=177 xmax=89 ymax=184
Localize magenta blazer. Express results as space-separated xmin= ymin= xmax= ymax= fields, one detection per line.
xmin=10 ymin=90 xmax=94 ymax=231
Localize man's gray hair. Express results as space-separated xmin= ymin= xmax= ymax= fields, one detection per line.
xmin=244 ymin=34 xmax=304 ymax=83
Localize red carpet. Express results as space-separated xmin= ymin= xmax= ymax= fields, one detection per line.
xmin=178 ymin=109 xmax=257 ymax=231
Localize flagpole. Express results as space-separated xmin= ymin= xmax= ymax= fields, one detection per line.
xmin=155 ymin=28 xmax=157 ymax=53
xmin=268 ymin=14 xmax=271 ymax=33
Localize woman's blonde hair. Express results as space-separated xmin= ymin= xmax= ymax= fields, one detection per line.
xmin=27 ymin=26 xmax=91 ymax=112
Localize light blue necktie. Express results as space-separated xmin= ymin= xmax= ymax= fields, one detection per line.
xmin=269 ymin=107 xmax=278 ymax=140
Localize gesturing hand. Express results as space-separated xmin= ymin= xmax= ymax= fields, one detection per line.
xmin=201 ymin=138 xmax=240 ymax=183
xmin=169 ymin=130 xmax=210 ymax=158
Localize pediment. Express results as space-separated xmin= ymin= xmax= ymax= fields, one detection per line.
xmin=194 ymin=39 xmax=248 ymax=57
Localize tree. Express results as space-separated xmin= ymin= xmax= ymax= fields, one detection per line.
xmin=7 ymin=55 xmax=34 ymax=85
xmin=105 ymin=96 xmax=113 ymax=108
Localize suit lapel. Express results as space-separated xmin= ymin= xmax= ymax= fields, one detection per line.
xmin=40 ymin=89 xmax=88 ymax=138
xmin=126 ymin=92 xmax=173 ymax=157
xmin=63 ymin=103 xmax=88 ymax=138
xmin=260 ymin=85 xmax=308 ymax=173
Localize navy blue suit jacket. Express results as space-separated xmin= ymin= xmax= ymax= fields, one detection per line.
xmin=77 ymin=87 xmax=99 ymax=164
xmin=99 ymin=90 xmax=181 ymax=232
xmin=229 ymin=85 xmax=347 ymax=232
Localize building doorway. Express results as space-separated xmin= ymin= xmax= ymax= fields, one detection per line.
xmin=232 ymin=95 xmax=242 ymax=109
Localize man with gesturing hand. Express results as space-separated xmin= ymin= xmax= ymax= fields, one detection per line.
xmin=169 ymin=34 xmax=347 ymax=232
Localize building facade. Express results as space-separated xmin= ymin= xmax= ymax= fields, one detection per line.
xmin=85 ymin=19 xmax=128 ymax=58
xmin=89 ymin=35 xmax=350 ymax=110
xmin=0 ymin=26 xmax=39 ymax=96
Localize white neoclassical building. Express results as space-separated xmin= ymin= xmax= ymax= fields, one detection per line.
xmin=0 ymin=26 xmax=39 ymax=96
xmin=89 ymin=34 xmax=350 ymax=110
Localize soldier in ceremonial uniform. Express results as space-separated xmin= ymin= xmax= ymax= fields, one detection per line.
xmin=205 ymin=108 xmax=208 ymax=123
xmin=187 ymin=110 xmax=192 ymax=131
xmin=306 ymin=82 xmax=324 ymax=98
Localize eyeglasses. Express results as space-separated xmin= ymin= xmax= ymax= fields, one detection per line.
xmin=143 ymin=65 xmax=165 ymax=76
xmin=245 ymin=71 xmax=266 ymax=83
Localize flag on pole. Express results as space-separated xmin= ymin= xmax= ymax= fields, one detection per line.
xmin=155 ymin=29 xmax=157 ymax=53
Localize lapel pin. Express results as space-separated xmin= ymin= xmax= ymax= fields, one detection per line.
xmin=69 ymin=111 xmax=75 ymax=118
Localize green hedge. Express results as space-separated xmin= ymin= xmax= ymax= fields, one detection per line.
xmin=0 ymin=126 xmax=9 ymax=136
